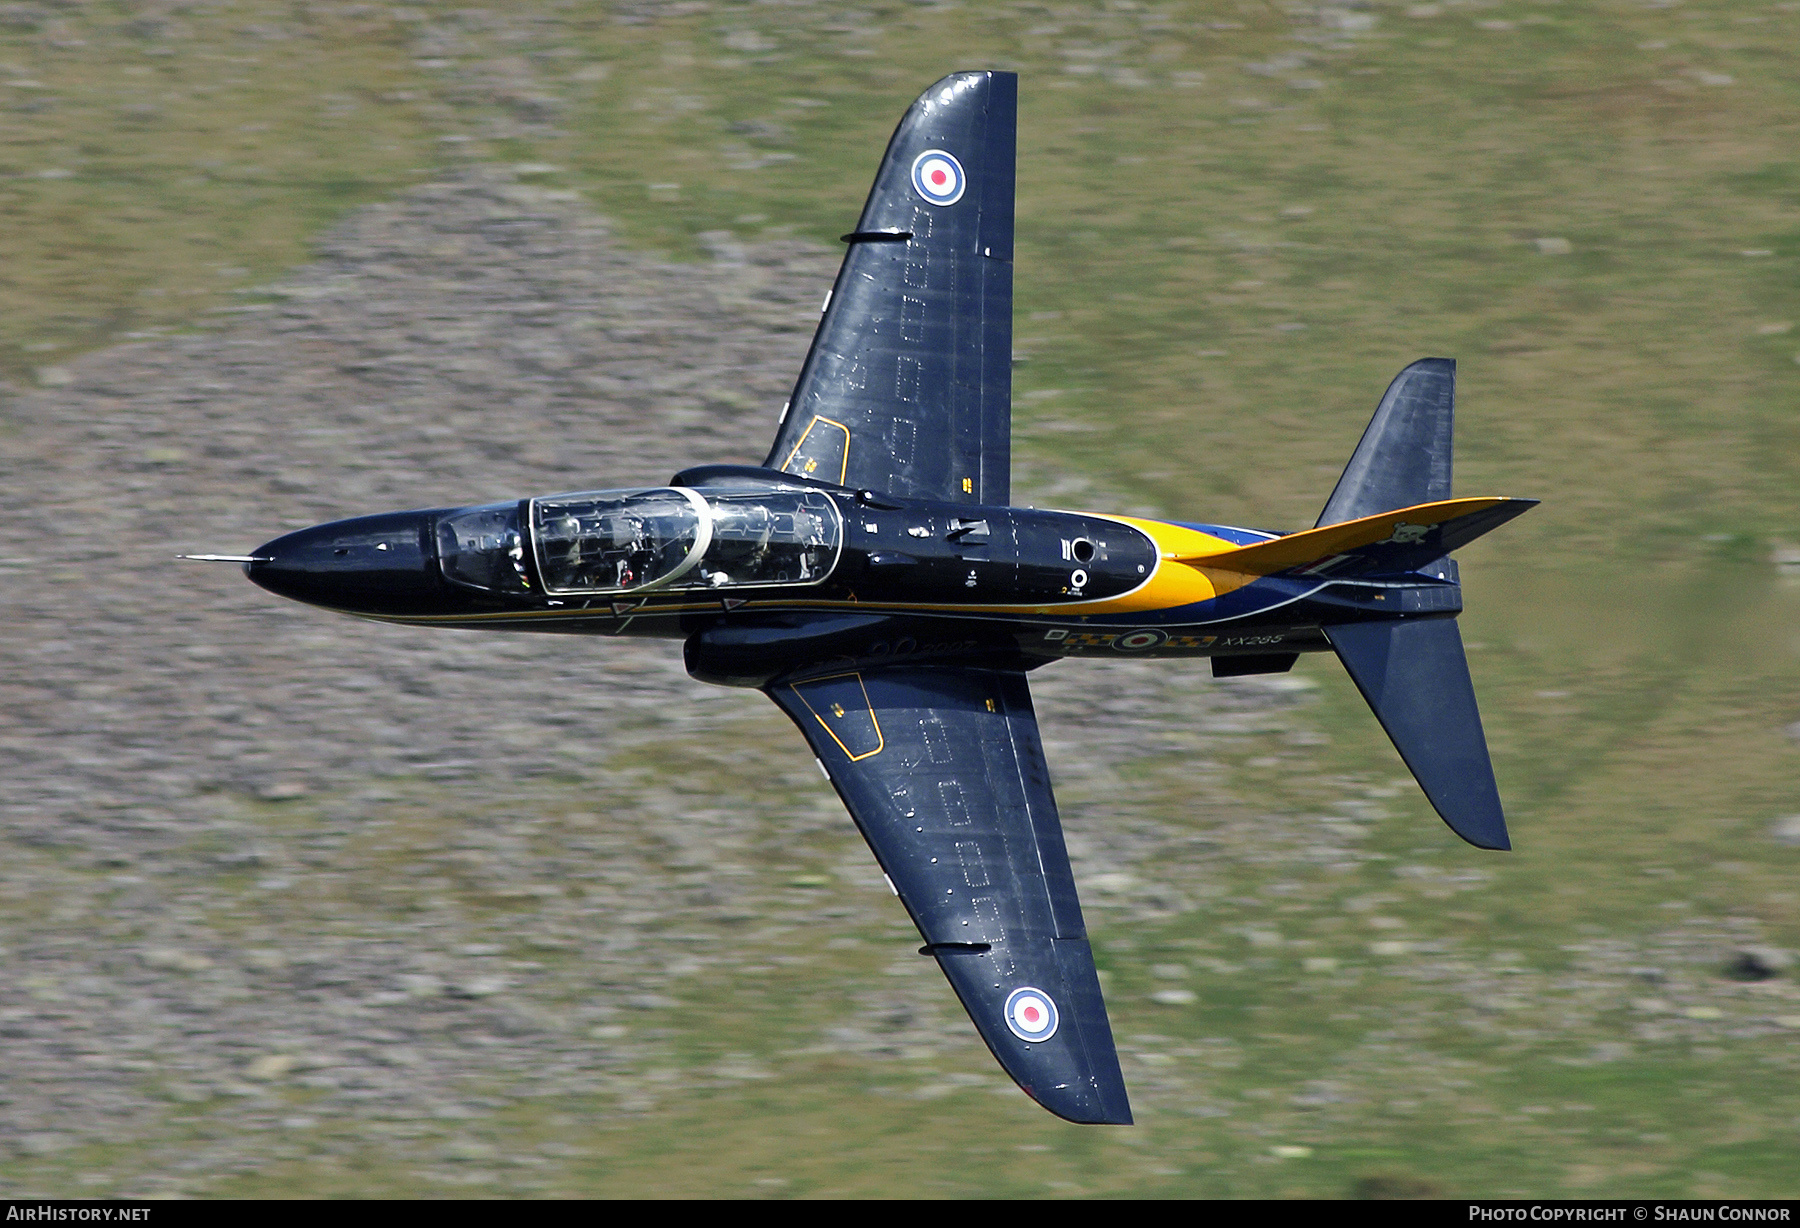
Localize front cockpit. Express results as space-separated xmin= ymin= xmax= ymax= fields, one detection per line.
xmin=437 ymin=502 xmax=534 ymax=593
xmin=433 ymin=486 xmax=844 ymax=598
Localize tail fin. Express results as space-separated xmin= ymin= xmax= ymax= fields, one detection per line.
xmin=1324 ymin=619 xmax=1510 ymax=850
xmin=1318 ymin=358 xmax=1455 ymax=526
xmin=1294 ymin=359 xmax=1519 ymax=850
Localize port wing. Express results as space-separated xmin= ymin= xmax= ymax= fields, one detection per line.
xmin=765 ymin=664 xmax=1131 ymax=1125
xmin=764 ymin=71 xmax=1015 ymax=505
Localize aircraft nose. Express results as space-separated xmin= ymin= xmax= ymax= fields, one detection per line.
xmin=247 ymin=510 xmax=443 ymax=615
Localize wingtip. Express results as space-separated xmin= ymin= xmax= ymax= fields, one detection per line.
xmin=1445 ymin=812 xmax=1512 ymax=852
xmin=1032 ymin=1085 xmax=1134 ymax=1127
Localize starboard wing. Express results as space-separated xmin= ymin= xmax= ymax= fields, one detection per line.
xmin=765 ymin=664 xmax=1131 ymax=1125
xmin=763 ymin=71 xmax=1016 ymax=505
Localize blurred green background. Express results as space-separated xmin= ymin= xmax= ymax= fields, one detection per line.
xmin=4 ymin=0 xmax=1797 ymax=1198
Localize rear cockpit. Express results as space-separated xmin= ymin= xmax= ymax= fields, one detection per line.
xmin=436 ymin=487 xmax=843 ymax=596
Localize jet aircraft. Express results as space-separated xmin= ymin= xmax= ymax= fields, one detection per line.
xmin=208 ymin=72 xmax=1535 ymax=1125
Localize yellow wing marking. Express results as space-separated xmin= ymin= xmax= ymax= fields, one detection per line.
xmin=789 ymin=671 xmax=885 ymax=761
xmin=781 ymin=415 xmax=851 ymax=486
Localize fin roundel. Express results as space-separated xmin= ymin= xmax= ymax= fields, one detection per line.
xmin=911 ymin=150 xmax=966 ymax=206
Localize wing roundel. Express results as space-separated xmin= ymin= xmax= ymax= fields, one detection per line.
xmin=764 ymin=71 xmax=1016 ymax=505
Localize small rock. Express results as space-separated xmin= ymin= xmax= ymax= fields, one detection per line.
xmin=1151 ymin=988 xmax=1197 ymax=1006
xmin=1772 ymin=816 xmax=1800 ymax=846
xmin=441 ymin=1139 xmax=497 ymax=1162
xmin=1369 ymin=940 xmax=1413 ymax=957
xmin=15 ymin=1132 xmax=73 ymax=1157
xmin=1683 ymin=1005 xmax=1724 ymax=1020
xmin=140 ymin=948 xmax=213 ymax=973
xmin=1726 ymin=946 xmax=1793 ymax=981
xmin=452 ymin=976 xmax=507 ymax=999
xmin=35 ymin=366 xmax=73 ymax=387
xmin=1354 ymin=1172 xmax=1444 ymax=1199
xmin=1270 ymin=1144 xmax=1313 ymax=1159
xmin=257 ymin=781 xmax=308 ymax=801
xmin=243 ymin=1054 xmax=296 ymax=1081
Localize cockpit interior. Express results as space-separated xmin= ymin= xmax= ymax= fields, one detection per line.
xmin=435 ymin=487 xmax=842 ymax=596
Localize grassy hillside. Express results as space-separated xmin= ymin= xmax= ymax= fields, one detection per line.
xmin=3 ymin=0 xmax=1797 ymax=1199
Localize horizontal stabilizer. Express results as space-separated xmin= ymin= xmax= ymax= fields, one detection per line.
xmin=1325 ymin=618 xmax=1511 ymax=850
xmin=1174 ymin=496 xmax=1536 ymax=588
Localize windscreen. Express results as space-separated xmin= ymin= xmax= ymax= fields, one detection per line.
xmin=532 ymin=489 xmax=703 ymax=594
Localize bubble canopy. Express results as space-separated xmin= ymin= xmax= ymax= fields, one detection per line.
xmin=437 ymin=487 xmax=843 ymax=596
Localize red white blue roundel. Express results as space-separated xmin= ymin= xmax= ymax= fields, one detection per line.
xmin=1003 ymin=986 xmax=1060 ymax=1043
xmin=911 ymin=149 xmax=966 ymax=206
